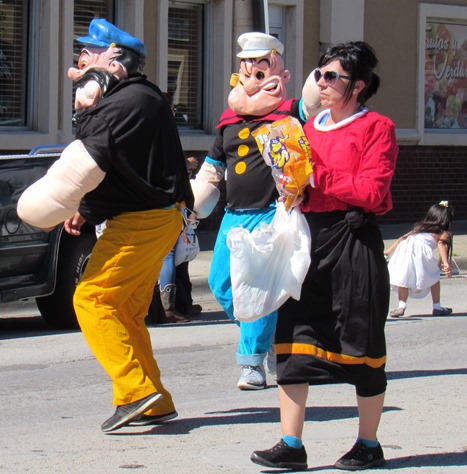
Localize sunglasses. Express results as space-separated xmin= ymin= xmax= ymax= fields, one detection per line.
xmin=313 ymin=68 xmax=351 ymax=86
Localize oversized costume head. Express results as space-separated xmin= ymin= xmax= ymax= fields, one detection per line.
xmin=17 ymin=19 xmax=149 ymax=229
xmin=228 ymin=32 xmax=290 ymax=116
xmin=68 ymin=19 xmax=146 ymax=110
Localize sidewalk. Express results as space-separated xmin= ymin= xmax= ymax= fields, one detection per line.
xmin=191 ymin=218 xmax=467 ymax=321
xmin=196 ymin=219 xmax=467 ymax=275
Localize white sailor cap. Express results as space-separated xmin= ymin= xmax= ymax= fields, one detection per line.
xmin=236 ymin=32 xmax=284 ymax=58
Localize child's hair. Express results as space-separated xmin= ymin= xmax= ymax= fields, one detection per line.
xmin=413 ymin=201 xmax=454 ymax=257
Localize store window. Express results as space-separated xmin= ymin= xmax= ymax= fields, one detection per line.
xmin=0 ymin=0 xmax=28 ymax=128
xmin=168 ymin=2 xmax=204 ymax=130
xmin=72 ymin=0 xmax=114 ymax=115
xmin=73 ymin=0 xmax=114 ymax=61
xmin=424 ymin=19 xmax=467 ymax=130
xmin=419 ymin=4 xmax=466 ymax=146
xmin=269 ymin=5 xmax=285 ymax=48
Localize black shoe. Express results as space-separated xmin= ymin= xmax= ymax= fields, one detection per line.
xmin=432 ymin=307 xmax=452 ymax=316
xmin=251 ymin=439 xmax=308 ymax=470
xmin=335 ymin=441 xmax=385 ymax=471
xmin=189 ymin=304 xmax=202 ymax=316
xmin=101 ymin=392 xmax=163 ymax=433
xmin=128 ymin=410 xmax=178 ymax=426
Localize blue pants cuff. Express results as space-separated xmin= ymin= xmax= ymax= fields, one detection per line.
xmin=236 ymin=352 xmax=266 ymax=366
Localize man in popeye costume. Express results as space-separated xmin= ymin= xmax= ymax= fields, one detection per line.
xmin=192 ymin=32 xmax=321 ymax=390
xmin=18 ymin=19 xmax=193 ymax=432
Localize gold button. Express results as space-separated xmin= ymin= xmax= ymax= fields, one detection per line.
xmin=235 ymin=161 xmax=247 ymax=174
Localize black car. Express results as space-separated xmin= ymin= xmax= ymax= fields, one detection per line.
xmin=0 ymin=145 xmax=96 ymax=329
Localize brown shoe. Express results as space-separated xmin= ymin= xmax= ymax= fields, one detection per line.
xmin=160 ymin=284 xmax=190 ymax=323
xmin=162 ymin=311 xmax=190 ymax=323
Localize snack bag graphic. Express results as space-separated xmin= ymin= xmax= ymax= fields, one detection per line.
xmin=254 ymin=116 xmax=313 ymax=211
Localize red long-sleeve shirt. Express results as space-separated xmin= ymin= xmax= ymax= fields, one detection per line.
xmin=302 ymin=111 xmax=398 ymax=215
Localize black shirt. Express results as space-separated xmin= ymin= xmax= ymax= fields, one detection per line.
xmin=75 ymin=75 xmax=193 ymax=225
xmin=208 ymin=99 xmax=302 ymax=210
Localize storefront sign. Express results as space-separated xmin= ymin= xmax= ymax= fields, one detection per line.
xmin=424 ymin=20 xmax=467 ymax=130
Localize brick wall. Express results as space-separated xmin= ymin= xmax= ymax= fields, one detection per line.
xmin=379 ymin=145 xmax=467 ymax=225
xmin=198 ymin=145 xmax=467 ymax=232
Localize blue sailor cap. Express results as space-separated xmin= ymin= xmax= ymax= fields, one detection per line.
xmin=76 ymin=18 xmax=147 ymax=58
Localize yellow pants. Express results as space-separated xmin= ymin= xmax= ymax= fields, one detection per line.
xmin=74 ymin=207 xmax=182 ymax=415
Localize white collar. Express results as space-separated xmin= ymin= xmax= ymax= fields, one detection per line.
xmin=314 ymin=108 xmax=368 ymax=132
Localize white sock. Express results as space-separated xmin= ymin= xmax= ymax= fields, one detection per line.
xmin=398 ymin=301 xmax=407 ymax=310
xmin=433 ymin=303 xmax=442 ymax=310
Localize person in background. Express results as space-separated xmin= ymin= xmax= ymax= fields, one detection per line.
xmin=18 ymin=19 xmax=193 ymax=432
xmin=191 ymin=32 xmax=321 ymax=391
xmin=147 ymin=155 xmax=202 ymax=324
xmin=251 ymin=41 xmax=398 ymax=471
xmin=174 ymin=259 xmax=202 ymax=316
xmin=174 ymin=157 xmax=203 ymax=317
xmin=156 ymin=207 xmax=201 ymax=323
xmin=386 ymin=201 xmax=454 ymax=318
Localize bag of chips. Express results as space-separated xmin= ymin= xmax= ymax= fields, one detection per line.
xmin=253 ymin=116 xmax=313 ymax=211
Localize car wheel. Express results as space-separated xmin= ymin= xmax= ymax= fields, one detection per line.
xmin=36 ymin=232 xmax=96 ymax=329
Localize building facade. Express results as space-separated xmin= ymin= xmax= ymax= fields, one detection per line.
xmin=0 ymin=0 xmax=466 ymax=225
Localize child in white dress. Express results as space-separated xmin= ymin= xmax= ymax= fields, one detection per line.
xmin=385 ymin=202 xmax=454 ymax=317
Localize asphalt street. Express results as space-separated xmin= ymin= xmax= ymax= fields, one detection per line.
xmin=0 ymin=223 xmax=466 ymax=473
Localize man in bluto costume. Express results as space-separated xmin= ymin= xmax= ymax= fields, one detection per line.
xmin=18 ymin=19 xmax=193 ymax=432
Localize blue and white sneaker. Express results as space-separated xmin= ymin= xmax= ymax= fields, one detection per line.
xmin=237 ymin=364 xmax=266 ymax=390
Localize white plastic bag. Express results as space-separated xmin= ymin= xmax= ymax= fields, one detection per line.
xmin=227 ymin=202 xmax=311 ymax=322
xmin=174 ymin=222 xmax=200 ymax=266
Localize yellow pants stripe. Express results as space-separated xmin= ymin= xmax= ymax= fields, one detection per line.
xmin=275 ymin=343 xmax=386 ymax=369
xmin=74 ymin=207 xmax=182 ymax=413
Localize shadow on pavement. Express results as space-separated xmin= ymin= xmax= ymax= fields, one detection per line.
xmin=147 ymin=310 xmax=231 ymax=328
xmin=387 ymin=311 xmax=467 ymax=320
xmin=0 ymin=310 xmax=231 ymax=340
xmin=256 ymin=450 xmax=467 ymax=472
xmin=0 ymin=314 xmax=77 ymax=340
xmin=387 ymin=367 xmax=467 ymax=380
xmin=383 ymin=450 xmax=467 ymax=470
xmin=108 ymin=405 xmax=401 ymax=437
xmin=109 ymin=408 xmax=466 ymax=472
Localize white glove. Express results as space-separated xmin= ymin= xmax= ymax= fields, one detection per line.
xmin=190 ymin=161 xmax=224 ymax=218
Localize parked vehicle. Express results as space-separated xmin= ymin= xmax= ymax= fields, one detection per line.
xmin=0 ymin=146 xmax=96 ymax=329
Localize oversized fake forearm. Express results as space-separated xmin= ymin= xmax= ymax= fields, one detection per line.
xmin=301 ymin=70 xmax=323 ymax=120
xmin=17 ymin=140 xmax=106 ymax=228
xmin=190 ymin=160 xmax=224 ymax=218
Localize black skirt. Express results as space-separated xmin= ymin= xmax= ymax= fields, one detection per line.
xmin=275 ymin=209 xmax=389 ymax=397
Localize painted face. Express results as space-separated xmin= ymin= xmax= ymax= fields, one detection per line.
xmin=228 ymin=52 xmax=290 ymax=116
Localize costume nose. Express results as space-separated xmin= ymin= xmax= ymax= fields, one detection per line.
xmin=242 ymin=77 xmax=260 ymax=95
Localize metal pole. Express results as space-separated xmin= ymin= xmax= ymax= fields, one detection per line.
xmin=263 ymin=0 xmax=269 ymax=34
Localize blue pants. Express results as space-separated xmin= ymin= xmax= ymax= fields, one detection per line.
xmin=159 ymin=246 xmax=176 ymax=288
xmin=208 ymin=207 xmax=278 ymax=366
